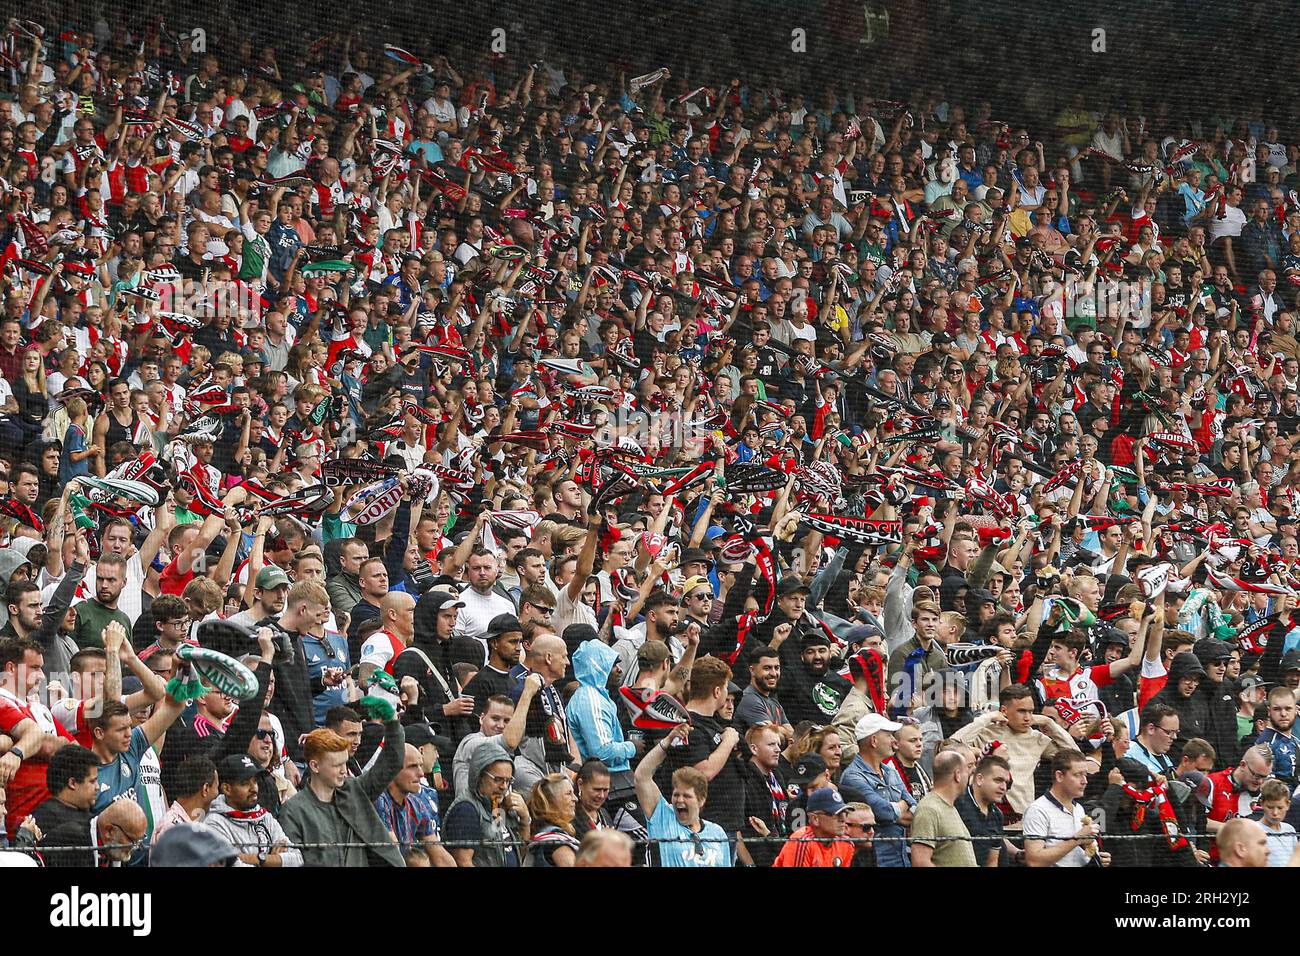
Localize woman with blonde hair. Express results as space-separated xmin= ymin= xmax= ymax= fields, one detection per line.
xmin=524 ymin=773 xmax=580 ymax=867
xmin=787 ymin=725 xmax=845 ymax=778
xmin=0 ymin=347 xmax=49 ymax=456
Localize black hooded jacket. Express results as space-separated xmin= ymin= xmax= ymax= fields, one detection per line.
xmin=1149 ymin=652 xmax=1208 ymax=765
xmin=1192 ymin=640 xmax=1243 ymax=770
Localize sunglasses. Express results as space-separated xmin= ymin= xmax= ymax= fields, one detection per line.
xmin=255 ymin=729 xmax=276 ymax=741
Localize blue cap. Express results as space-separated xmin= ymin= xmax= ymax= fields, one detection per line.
xmin=807 ymin=787 xmax=849 ymax=816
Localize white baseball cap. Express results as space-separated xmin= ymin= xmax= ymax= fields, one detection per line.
xmin=854 ymin=712 xmax=903 ymax=742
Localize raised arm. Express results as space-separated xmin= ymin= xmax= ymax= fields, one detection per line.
xmin=634 ymin=723 xmax=687 ymax=818
xmin=566 ymin=513 xmax=603 ymax=602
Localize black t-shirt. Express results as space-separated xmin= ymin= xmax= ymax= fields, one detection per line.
xmin=754 ymin=346 xmax=782 ymax=381
xmin=893 ymin=759 xmax=932 ymax=802
xmin=32 ymin=797 xmax=89 ymax=838
xmin=653 ymin=710 xmax=746 ymax=832
xmin=719 ymin=184 xmax=747 ymax=206
xmin=463 ymin=664 xmax=513 ymax=717
xmin=955 ymin=788 xmax=1004 ymax=867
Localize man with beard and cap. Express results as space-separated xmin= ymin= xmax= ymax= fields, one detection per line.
xmin=680 ymin=575 xmax=715 ymax=632
xmin=1150 ymin=651 xmax=1209 ymax=766
xmin=394 ymin=590 xmax=474 ymax=742
xmin=1193 ymin=638 xmax=1244 ymax=768
xmin=776 ymin=625 xmax=852 ymax=727
xmin=204 ymin=754 xmax=303 ymax=867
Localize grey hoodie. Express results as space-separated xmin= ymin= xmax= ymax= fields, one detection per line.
xmin=446 ymin=740 xmax=523 ymax=867
xmin=0 ymin=550 xmax=33 ymax=630
xmin=204 ymin=794 xmax=303 ymax=867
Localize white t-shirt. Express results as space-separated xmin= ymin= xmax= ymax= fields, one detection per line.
xmin=422 ymin=96 xmax=457 ymax=126
xmin=1022 ymin=793 xmax=1089 ymax=867
xmin=454 ymin=587 xmax=517 ymax=640
xmin=1209 ymin=204 xmax=1247 ymax=241
xmin=1090 ymin=129 xmax=1125 ymax=160
xmin=554 ymin=582 xmax=597 ymax=636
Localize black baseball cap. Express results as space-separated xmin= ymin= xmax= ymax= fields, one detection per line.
xmin=403 ymin=722 xmax=439 ymax=748
xmin=218 ymin=754 xmax=260 ymax=784
xmin=790 ymin=753 xmax=828 ymax=785
xmin=485 ymin=614 xmax=523 ymax=641
xmin=778 ymin=577 xmax=811 ymax=596
xmin=421 ymin=592 xmax=466 ymax=615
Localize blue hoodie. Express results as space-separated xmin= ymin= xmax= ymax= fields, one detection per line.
xmin=566 ymin=641 xmax=635 ymax=774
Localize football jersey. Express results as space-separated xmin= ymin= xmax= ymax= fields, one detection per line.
xmin=93 ymin=725 xmax=153 ymax=814
xmin=360 ymin=630 xmax=405 ymax=675
xmin=1035 ymin=662 xmax=1115 ymax=704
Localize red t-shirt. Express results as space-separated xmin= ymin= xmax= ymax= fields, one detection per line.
xmin=159 ymin=556 xmax=196 ymax=596
xmin=0 ymin=695 xmax=75 ymax=839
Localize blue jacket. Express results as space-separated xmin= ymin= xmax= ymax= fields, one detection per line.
xmin=566 ymin=641 xmax=635 ymax=773
xmin=839 ymin=753 xmax=916 ymax=867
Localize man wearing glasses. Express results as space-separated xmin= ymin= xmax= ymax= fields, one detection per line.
xmin=680 ymin=576 xmax=714 ymax=632
xmin=844 ymin=802 xmax=876 ymax=867
xmin=1128 ymin=702 xmax=1180 ymax=778
xmin=1205 ymin=744 xmax=1275 ymax=848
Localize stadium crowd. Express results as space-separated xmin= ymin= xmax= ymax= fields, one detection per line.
xmin=1 ymin=7 xmax=1300 ymax=869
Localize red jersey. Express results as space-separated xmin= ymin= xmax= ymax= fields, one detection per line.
xmin=1035 ymin=662 xmax=1115 ymax=704
xmin=0 ymin=692 xmax=75 ymax=839
xmin=1205 ymin=766 xmax=1262 ymax=862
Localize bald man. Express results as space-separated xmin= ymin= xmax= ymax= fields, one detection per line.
xmin=43 ymin=798 xmax=147 ymax=867
xmin=576 ymin=829 xmax=634 ymax=867
xmin=358 ymin=591 xmax=418 ymax=682
xmin=1217 ymin=818 xmax=1269 ymax=868
xmin=511 ymin=631 xmax=581 ymax=794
